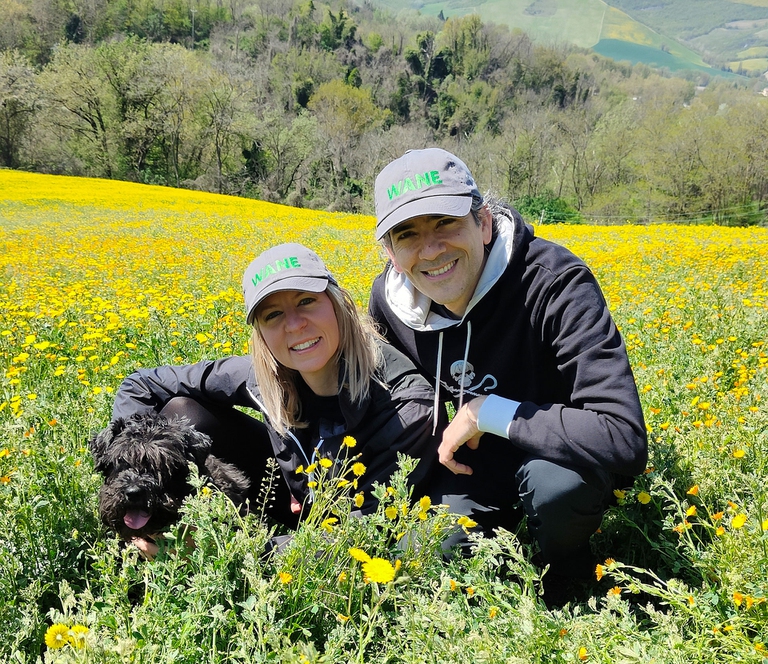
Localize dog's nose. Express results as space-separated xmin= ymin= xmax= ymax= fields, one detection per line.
xmin=125 ymin=485 xmax=144 ymax=502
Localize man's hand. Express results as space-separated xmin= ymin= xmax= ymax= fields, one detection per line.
xmin=438 ymin=396 xmax=486 ymax=475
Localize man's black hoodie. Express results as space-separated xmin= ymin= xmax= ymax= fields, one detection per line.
xmin=369 ymin=212 xmax=647 ymax=478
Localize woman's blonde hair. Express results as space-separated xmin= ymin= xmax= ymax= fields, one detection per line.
xmin=249 ymin=282 xmax=384 ymax=436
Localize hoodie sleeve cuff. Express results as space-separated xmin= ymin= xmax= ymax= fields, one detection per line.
xmin=476 ymin=394 xmax=520 ymax=439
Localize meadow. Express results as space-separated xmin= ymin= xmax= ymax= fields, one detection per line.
xmin=1 ymin=170 xmax=767 ymax=662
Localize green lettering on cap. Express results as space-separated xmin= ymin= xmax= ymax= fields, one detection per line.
xmin=387 ymin=170 xmax=442 ymax=200
xmin=252 ymin=257 xmax=301 ymax=286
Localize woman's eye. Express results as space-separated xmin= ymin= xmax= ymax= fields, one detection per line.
xmin=262 ymin=310 xmax=281 ymax=322
xmin=298 ymin=297 xmax=315 ymax=306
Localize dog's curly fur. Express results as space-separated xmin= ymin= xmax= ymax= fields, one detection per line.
xmin=89 ymin=411 xmax=250 ymax=540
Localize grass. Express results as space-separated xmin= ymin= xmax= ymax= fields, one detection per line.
xmin=1 ymin=171 xmax=768 ymax=662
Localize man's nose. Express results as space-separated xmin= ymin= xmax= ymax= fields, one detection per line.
xmin=418 ymin=231 xmax=444 ymax=261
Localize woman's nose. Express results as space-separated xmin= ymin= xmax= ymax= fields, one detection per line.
xmin=284 ymin=308 xmax=306 ymax=331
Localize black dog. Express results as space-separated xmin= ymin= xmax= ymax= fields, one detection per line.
xmin=89 ymin=412 xmax=250 ymax=540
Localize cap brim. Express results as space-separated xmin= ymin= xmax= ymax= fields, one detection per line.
xmin=375 ymin=194 xmax=472 ymax=240
xmin=246 ymin=276 xmax=329 ymax=325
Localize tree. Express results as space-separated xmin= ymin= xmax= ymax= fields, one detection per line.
xmin=0 ymin=50 xmax=40 ymax=168
xmin=307 ymin=79 xmax=390 ymax=208
xmin=248 ymin=109 xmax=317 ymax=201
xmin=40 ymin=42 xmax=118 ymax=177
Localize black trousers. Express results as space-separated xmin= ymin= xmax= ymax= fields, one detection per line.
xmin=427 ymin=435 xmax=615 ymax=578
xmin=160 ymin=396 xmax=298 ymax=527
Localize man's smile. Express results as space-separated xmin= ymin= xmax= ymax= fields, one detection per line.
xmin=423 ymin=259 xmax=458 ymax=278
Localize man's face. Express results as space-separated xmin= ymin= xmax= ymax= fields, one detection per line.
xmin=385 ymin=207 xmax=492 ymax=317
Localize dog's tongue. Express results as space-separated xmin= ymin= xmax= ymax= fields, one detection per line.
xmin=124 ymin=509 xmax=151 ymax=530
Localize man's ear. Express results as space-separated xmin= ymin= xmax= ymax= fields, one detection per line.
xmin=384 ymin=243 xmax=403 ymax=274
xmin=480 ymin=205 xmax=493 ymax=245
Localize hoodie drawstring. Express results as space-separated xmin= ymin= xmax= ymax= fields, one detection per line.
xmin=432 ymin=331 xmax=444 ymax=435
xmin=458 ymin=321 xmax=472 ymax=409
xmin=432 ymin=321 xmax=473 ymax=434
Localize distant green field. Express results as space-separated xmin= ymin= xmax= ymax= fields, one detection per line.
xmin=374 ymin=0 xmax=739 ymax=77
xmin=394 ymin=0 xmax=607 ymax=48
xmin=593 ymin=39 xmax=740 ymax=78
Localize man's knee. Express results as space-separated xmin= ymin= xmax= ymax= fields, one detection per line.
xmin=516 ymin=457 xmax=613 ymax=556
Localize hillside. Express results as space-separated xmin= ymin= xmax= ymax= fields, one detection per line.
xmin=373 ymin=0 xmax=765 ymax=77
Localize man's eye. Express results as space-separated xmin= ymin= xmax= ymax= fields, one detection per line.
xmin=436 ymin=218 xmax=455 ymax=228
xmin=395 ymin=231 xmax=415 ymax=242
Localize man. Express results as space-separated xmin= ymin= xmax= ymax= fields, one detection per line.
xmin=368 ymin=147 xmax=647 ymax=596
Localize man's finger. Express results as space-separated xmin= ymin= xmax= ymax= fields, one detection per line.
xmin=438 ymin=447 xmax=474 ymax=475
xmin=466 ymin=433 xmax=483 ymax=450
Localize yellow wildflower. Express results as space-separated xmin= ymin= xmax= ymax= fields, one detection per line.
xmin=349 ymin=547 xmax=371 ymax=563
xmin=320 ymin=517 xmax=338 ymax=532
xmin=732 ymin=514 xmax=747 ymax=529
xmin=363 ymin=558 xmax=395 ymax=583
xmin=44 ymin=624 xmax=70 ymax=649
xmin=279 ymin=572 xmax=293 ymax=585
xmin=385 ymin=506 xmax=398 ymax=520
xmin=342 ymin=436 xmax=357 ymax=448
xmin=319 ymin=457 xmax=333 ymax=468
xmin=354 ymin=493 xmax=364 ymax=508
xmin=69 ymin=625 xmax=89 ymax=649
xmin=637 ymin=491 xmax=651 ymax=504
xmin=352 ymin=462 xmax=366 ymax=477
xmin=595 ymin=564 xmax=604 ymax=581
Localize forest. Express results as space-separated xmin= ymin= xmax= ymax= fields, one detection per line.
xmin=1 ymin=0 xmax=768 ymax=225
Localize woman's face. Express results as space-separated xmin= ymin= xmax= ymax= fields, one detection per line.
xmin=254 ymin=289 xmax=340 ymax=396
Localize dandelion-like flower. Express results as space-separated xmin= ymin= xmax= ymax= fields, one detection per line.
xmin=363 ymin=558 xmax=396 ymax=583
xmin=595 ymin=564 xmax=604 ymax=581
xmin=321 ymin=517 xmax=338 ymax=532
xmin=687 ymin=485 xmax=699 ymax=496
xmin=279 ymin=572 xmax=293 ymax=585
xmin=342 ymin=436 xmax=357 ymax=448
xmin=44 ymin=624 xmax=70 ymax=649
xmin=637 ymin=491 xmax=651 ymax=504
xmin=354 ymin=493 xmax=364 ymax=508
xmin=69 ymin=625 xmax=89 ymax=649
xmin=385 ymin=506 xmax=398 ymax=520
xmin=419 ymin=496 xmax=432 ymax=511
xmin=352 ymin=462 xmax=366 ymax=477
xmin=732 ymin=514 xmax=747 ymax=529
xmin=319 ymin=457 xmax=333 ymax=468
xmin=608 ymin=586 xmax=622 ymax=596
xmin=457 ymin=515 xmax=477 ymax=530
xmin=349 ymin=547 xmax=371 ymax=563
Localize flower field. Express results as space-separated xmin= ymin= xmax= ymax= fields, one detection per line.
xmin=1 ymin=170 xmax=767 ymax=662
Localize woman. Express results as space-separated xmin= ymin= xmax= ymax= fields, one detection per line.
xmin=110 ymin=243 xmax=440 ymax=553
